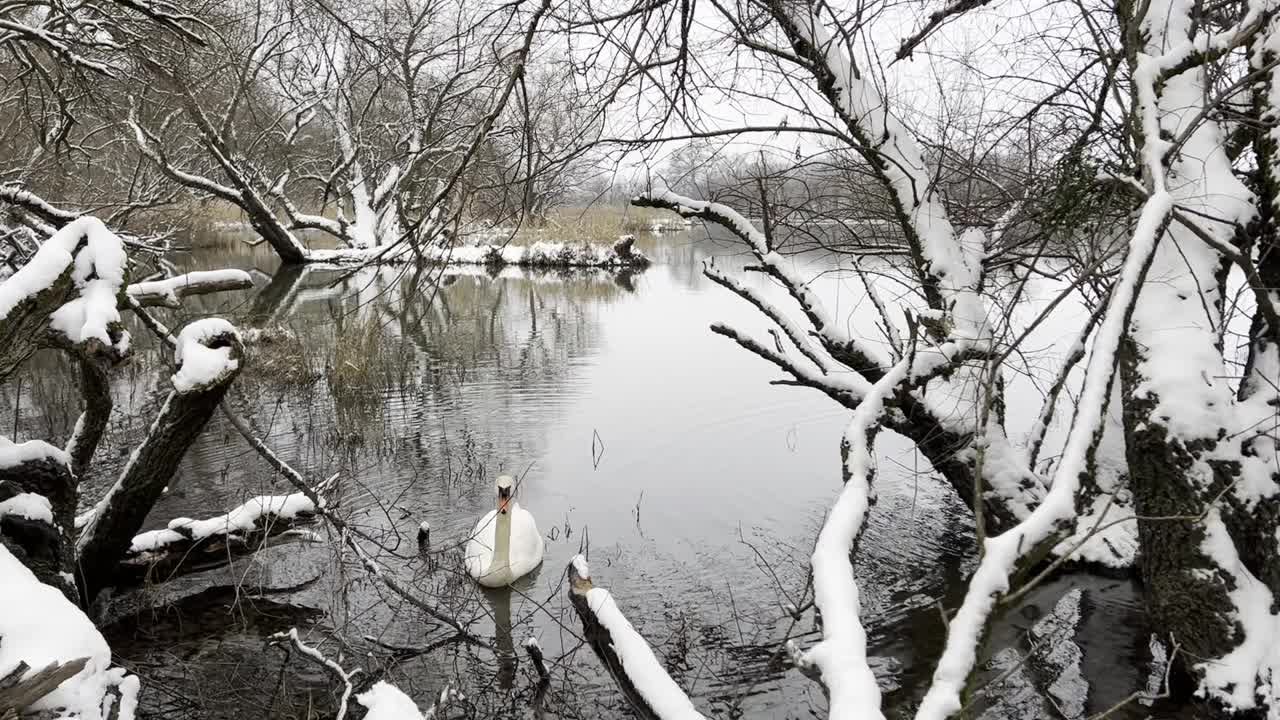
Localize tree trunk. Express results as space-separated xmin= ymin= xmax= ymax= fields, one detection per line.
xmin=66 ymin=354 xmax=114 ymax=482
xmin=75 ymin=325 xmax=245 ymax=601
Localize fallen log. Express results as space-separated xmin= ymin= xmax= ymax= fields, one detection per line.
xmin=566 ymin=556 xmax=707 ymax=720
xmin=125 ymin=269 xmax=253 ymax=308
xmin=116 ymin=489 xmax=324 ymax=585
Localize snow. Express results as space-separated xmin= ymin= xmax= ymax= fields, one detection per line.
xmin=0 ymin=544 xmax=134 ymax=719
xmin=133 ymin=492 xmax=316 ymax=551
xmin=0 ymin=217 xmax=128 ymax=350
xmin=172 ymin=318 xmax=241 ymax=392
xmin=128 ymin=528 xmax=186 ymax=552
xmin=421 ymin=238 xmax=650 ymax=269
xmin=1195 ymin=509 xmax=1280 ymax=711
xmin=0 ymin=436 xmax=70 ymax=468
xmin=1054 ymin=398 xmax=1137 ymax=567
xmin=0 ymin=492 xmax=53 ymax=523
xmin=357 ymin=681 xmax=426 ymax=719
xmin=571 ymin=554 xmax=591 ymax=580
xmin=581 ymin=576 xmax=707 ymax=720
xmin=801 ymin=358 xmax=908 ymax=720
xmin=126 ymin=269 xmax=252 ymax=306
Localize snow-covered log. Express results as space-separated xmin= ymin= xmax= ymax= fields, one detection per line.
xmin=118 ymin=489 xmax=321 ymax=583
xmin=125 ymin=269 xmax=253 ymax=308
xmin=567 ymin=556 xmax=708 ymax=720
xmin=422 ymin=234 xmax=651 ymax=270
xmin=76 ymin=319 xmax=245 ymax=599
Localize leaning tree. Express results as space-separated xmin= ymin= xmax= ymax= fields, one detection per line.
xmin=556 ymin=0 xmax=1280 ymax=715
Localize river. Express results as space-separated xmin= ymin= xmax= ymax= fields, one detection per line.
xmin=3 ymin=225 xmax=1187 ymax=718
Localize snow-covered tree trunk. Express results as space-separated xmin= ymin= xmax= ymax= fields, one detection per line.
xmin=1103 ymin=0 xmax=1280 ymax=709
xmin=0 ymin=440 xmax=79 ymax=600
xmin=76 ymin=320 xmax=244 ymax=600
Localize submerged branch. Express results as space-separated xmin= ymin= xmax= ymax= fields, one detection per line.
xmin=218 ymin=402 xmax=475 ymax=638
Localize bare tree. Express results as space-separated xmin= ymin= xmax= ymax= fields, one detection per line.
xmin=554 ymin=0 xmax=1280 ymax=715
xmin=127 ymin=0 xmax=556 ymax=264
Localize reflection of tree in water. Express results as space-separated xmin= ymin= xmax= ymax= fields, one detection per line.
xmin=38 ymin=256 xmax=648 ymax=719
xmin=148 ymin=261 xmax=629 ymax=461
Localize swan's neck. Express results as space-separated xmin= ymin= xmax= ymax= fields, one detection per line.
xmin=492 ymin=506 xmax=513 ymax=572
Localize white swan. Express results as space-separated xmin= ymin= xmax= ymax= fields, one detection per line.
xmin=465 ymin=475 xmax=544 ymax=587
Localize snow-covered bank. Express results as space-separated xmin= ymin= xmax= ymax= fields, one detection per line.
xmin=304 ymin=235 xmax=651 ymax=269
xmin=425 ymin=235 xmax=649 ymax=269
xmin=0 ymin=545 xmax=137 ymax=719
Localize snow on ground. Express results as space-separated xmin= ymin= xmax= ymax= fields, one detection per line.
xmin=0 ymin=545 xmax=136 ymax=719
xmin=172 ymin=318 xmax=240 ymax=392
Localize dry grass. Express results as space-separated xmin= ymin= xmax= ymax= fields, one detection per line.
xmin=242 ymin=327 xmax=322 ymax=388
xmin=479 ymin=205 xmax=685 ymax=245
xmin=327 ymin=311 xmax=418 ymax=400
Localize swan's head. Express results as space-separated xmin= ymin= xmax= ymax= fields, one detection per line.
xmin=417 ymin=520 xmax=430 ymax=547
xmin=496 ymin=475 xmax=515 ymax=514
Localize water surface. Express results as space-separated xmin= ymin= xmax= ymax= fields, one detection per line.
xmin=5 ymin=226 xmax=1181 ymax=718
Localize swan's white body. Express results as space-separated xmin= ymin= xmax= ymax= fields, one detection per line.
xmin=465 ymin=497 xmax=544 ymax=587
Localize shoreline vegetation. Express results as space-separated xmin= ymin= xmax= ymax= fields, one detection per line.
xmin=184 ymin=203 xmax=687 ymax=244
xmin=170 ymin=204 xmax=674 ymax=269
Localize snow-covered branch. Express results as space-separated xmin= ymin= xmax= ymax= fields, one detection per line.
xmin=710 ymin=322 xmax=867 ymax=404
xmin=567 ymin=556 xmax=709 ymax=720
xmin=126 ymin=269 xmax=253 ymax=308
xmin=915 ymin=33 xmax=1185 ymax=712
xmin=120 ymin=488 xmax=323 ymax=582
xmin=704 ymin=260 xmax=832 ymax=372
xmin=765 ymin=6 xmax=986 ymax=330
xmin=269 ymin=629 xmax=458 ymax=720
xmin=794 ymin=357 xmax=912 ymax=719
xmin=634 ymin=190 xmax=886 ymax=372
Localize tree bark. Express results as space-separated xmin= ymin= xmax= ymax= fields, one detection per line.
xmin=66 ymin=353 xmax=115 ymax=482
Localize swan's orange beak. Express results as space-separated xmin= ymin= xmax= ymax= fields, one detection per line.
xmin=499 ymin=497 xmax=510 ymax=514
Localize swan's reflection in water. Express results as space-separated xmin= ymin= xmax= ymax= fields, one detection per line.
xmin=484 ymin=586 xmax=517 ymax=690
